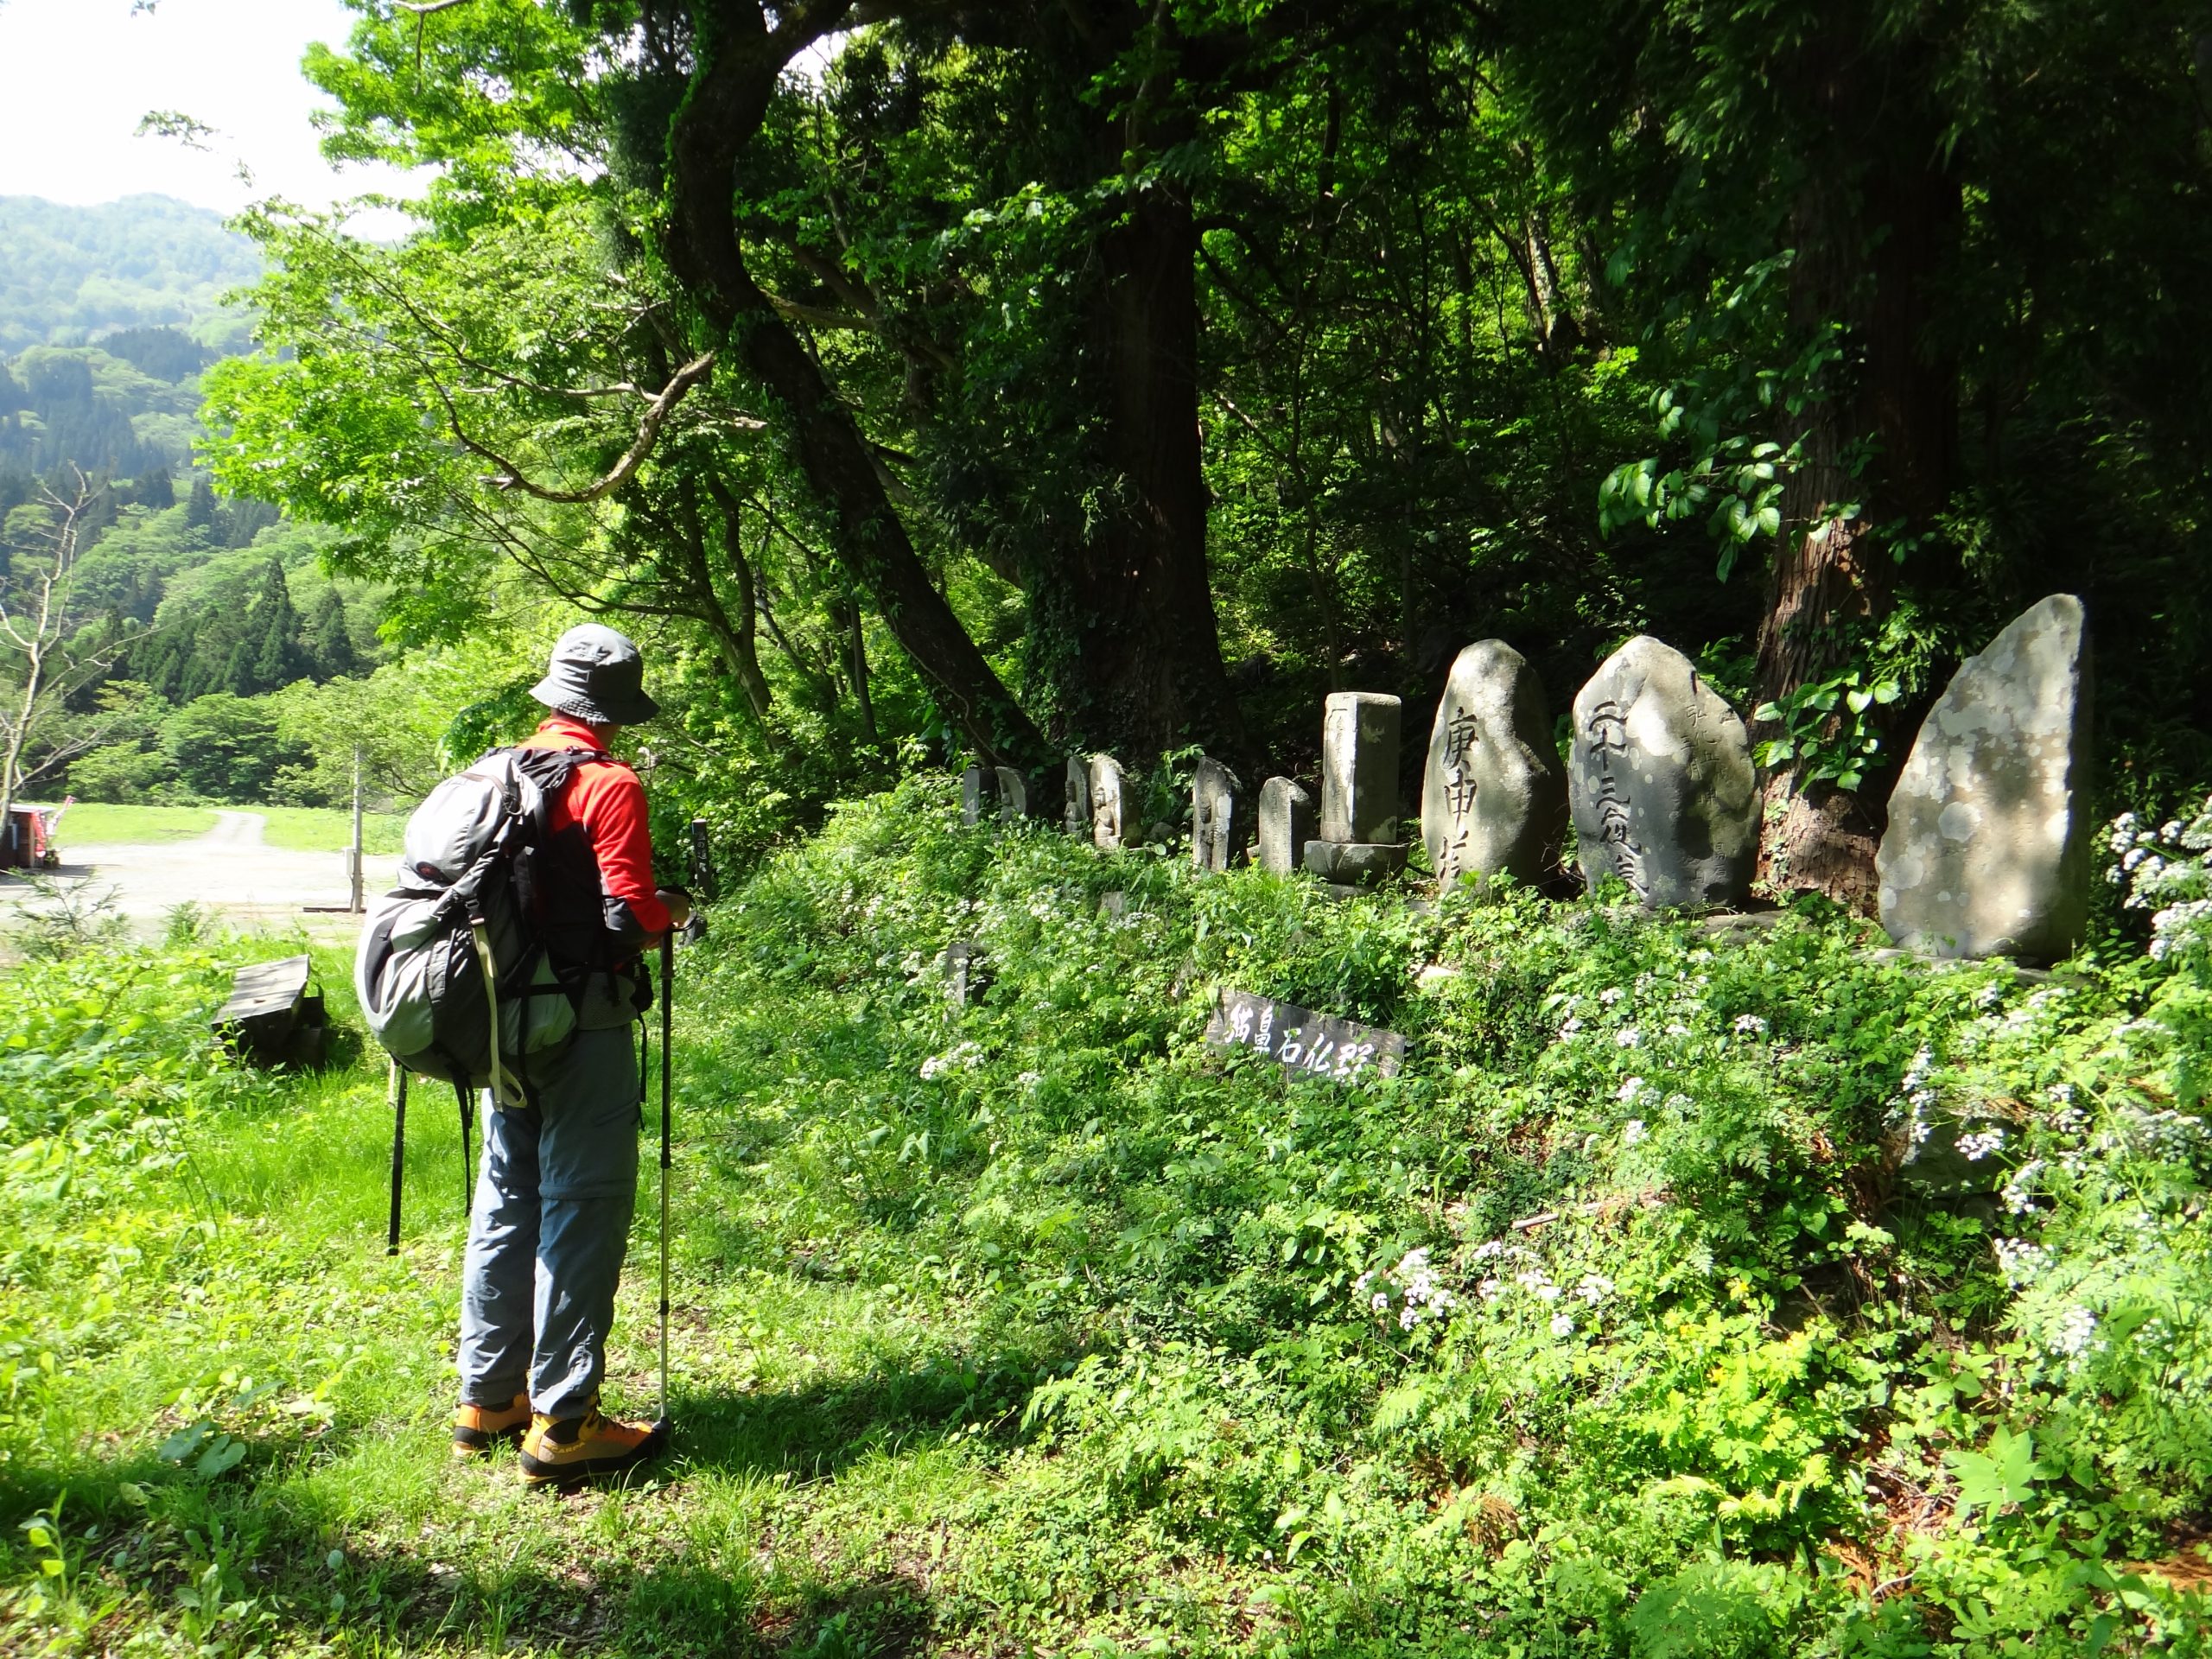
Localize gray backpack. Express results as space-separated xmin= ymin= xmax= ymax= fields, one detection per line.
xmin=355 ymin=747 xmax=591 ymax=1112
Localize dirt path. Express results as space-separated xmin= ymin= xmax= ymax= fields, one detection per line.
xmin=0 ymin=811 xmax=366 ymax=946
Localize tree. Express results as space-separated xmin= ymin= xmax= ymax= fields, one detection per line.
xmin=308 ymin=585 xmax=359 ymax=679
xmin=160 ymin=692 xmax=301 ymax=802
xmin=0 ymin=471 xmax=142 ymax=835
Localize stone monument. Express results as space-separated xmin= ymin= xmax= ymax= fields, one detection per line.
xmin=1064 ymin=756 xmax=1091 ymax=836
xmin=1877 ymin=594 xmax=2092 ymax=963
xmin=1191 ymin=757 xmax=1245 ymax=873
xmin=995 ymin=765 xmax=1029 ymax=822
xmin=960 ymin=765 xmax=999 ymax=826
xmin=1421 ymin=640 xmax=1567 ymax=886
xmin=1089 ymin=754 xmax=1133 ymax=851
xmin=1258 ymin=778 xmax=1317 ymax=875
xmin=1568 ymin=636 xmax=1758 ymax=907
xmin=1305 ymin=692 xmax=1408 ymax=883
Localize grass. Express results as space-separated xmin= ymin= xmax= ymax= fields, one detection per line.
xmin=256 ymin=804 xmax=407 ymax=855
xmin=43 ymin=801 xmax=405 ymax=854
xmin=3 ymin=775 xmax=2209 ymax=1656
xmin=45 ymin=802 xmax=218 ymax=844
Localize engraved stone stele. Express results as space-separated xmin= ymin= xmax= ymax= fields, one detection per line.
xmin=1191 ymin=757 xmax=1245 ymax=873
xmin=1877 ymin=594 xmax=2093 ymax=964
xmin=1064 ymin=756 xmax=1091 ymax=836
xmin=1257 ymin=777 xmax=1317 ymax=874
xmin=960 ymin=765 xmax=1000 ymax=826
xmin=1421 ymin=640 xmax=1567 ymax=887
xmin=995 ymin=766 xmax=1028 ymax=822
xmin=1568 ymin=636 xmax=1759 ymax=908
xmin=1089 ymin=754 xmax=1133 ymax=851
xmin=1320 ymin=692 xmax=1403 ymax=843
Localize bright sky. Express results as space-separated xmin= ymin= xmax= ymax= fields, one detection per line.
xmin=0 ymin=0 xmax=422 ymax=221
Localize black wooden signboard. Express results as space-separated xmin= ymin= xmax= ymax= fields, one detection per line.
xmin=1204 ymin=988 xmax=1404 ymax=1082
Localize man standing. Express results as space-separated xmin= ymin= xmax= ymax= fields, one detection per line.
xmin=448 ymin=624 xmax=690 ymax=1484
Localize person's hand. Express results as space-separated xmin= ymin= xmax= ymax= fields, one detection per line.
xmin=657 ymin=887 xmax=693 ymax=929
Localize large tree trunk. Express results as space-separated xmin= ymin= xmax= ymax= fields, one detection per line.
xmin=1042 ymin=176 xmax=1247 ymax=764
xmin=1755 ymin=49 xmax=1959 ymax=909
xmin=664 ymin=4 xmax=1049 ymax=772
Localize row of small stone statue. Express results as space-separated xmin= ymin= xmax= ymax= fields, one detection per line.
xmin=963 ymin=592 xmax=2092 ymax=964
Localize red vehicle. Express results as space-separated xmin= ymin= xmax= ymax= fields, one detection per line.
xmin=1 ymin=798 xmax=68 ymax=871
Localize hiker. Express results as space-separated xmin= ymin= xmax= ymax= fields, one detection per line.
xmin=448 ymin=624 xmax=690 ymax=1484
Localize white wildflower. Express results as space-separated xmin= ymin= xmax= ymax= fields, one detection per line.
xmin=1732 ymin=1014 xmax=1769 ymax=1037
xmin=1617 ymin=1077 xmax=1645 ymax=1103
xmin=1993 ymin=1236 xmax=2052 ymax=1286
xmin=1549 ymin=1313 xmax=1575 ymax=1338
xmin=2050 ymin=1304 xmax=2101 ymax=1370
xmin=1574 ymin=1274 xmax=1613 ymax=1305
xmin=1623 ymin=1119 xmax=1647 ymax=1147
xmin=1958 ymin=1128 xmax=2006 ymax=1162
xmin=1614 ymin=1026 xmax=1642 ymax=1049
xmin=1599 ymin=987 xmax=1624 ymax=1006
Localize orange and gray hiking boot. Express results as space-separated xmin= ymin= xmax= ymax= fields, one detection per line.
xmin=518 ymin=1402 xmax=667 ymax=1486
xmin=451 ymin=1393 xmax=531 ymax=1459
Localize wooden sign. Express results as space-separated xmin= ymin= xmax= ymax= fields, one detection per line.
xmin=1204 ymin=988 xmax=1403 ymax=1082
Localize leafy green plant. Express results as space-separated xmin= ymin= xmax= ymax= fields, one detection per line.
xmin=1752 ymin=669 xmax=1901 ymax=791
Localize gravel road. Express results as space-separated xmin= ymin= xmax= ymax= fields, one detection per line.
xmin=0 ymin=810 xmax=369 ymax=945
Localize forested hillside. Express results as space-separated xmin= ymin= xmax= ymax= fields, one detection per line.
xmin=0 ymin=197 xmax=402 ymax=819
xmin=0 ymin=195 xmax=259 ymax=354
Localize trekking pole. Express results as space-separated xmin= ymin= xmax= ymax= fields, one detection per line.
xmin=386 ymin=1061 xmax=408 ymax=1255
xmin=656 ymin=928 xmax=674 ymax=1434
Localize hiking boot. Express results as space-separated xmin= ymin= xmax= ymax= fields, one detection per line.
xmin=518 ymin=1403 xmax=666 ymax=1486
xmin=451 ymin=1392 xmax=531 ymax=1459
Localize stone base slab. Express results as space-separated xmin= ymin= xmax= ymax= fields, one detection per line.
xmin=1303 ymin=840 xmax=1408 ymax=884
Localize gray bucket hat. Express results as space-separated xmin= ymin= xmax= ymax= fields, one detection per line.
xmin=530 ymin=624 xmax=660 ymax=726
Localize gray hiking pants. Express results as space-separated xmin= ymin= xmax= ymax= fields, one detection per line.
xmin=457 ymin=1024 xmax=641 ymax=1419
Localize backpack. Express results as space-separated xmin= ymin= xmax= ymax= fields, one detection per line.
xmin=354 ymin=746 xmax=599 ymax=1114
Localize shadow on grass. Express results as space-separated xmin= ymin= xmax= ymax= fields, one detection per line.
xmin=0 ymin=1339 xmax=1074 ymax=1657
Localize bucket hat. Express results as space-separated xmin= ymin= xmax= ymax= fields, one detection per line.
xmin=530 ymin=624 xmax=660 ymax=726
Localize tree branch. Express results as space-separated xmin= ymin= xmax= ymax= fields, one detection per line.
xmin=429 ymin=352 xmax=727 ymax=503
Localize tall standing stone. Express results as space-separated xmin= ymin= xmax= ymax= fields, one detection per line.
xmin=1421 ymin=640 xmax=1567 ymax=886
xmin=1191 ymin=758 xmax=1245 ymax=873
xmin=1089 ymin=755 xmax=1133 ymax=851
xmin=1306 ymin=693 xmax=1408 ymax=884
xmin=1258 ymin=778 xmax=1317 ymax=875
xmin=1569 ymin=636 xmax=1758 ymax=908
xmin=995 ymin=766 xmax=1029 ymax=823
xmin=1320 ymin=692 xmax=1402 ymax=843
xmin=961 ymin=765 xmax=1000 ymax=826
xmin=1065 ymin=756 xmax=1091 ymax=836
xmin=1878 ymin=594 xmax=2093 ymax=963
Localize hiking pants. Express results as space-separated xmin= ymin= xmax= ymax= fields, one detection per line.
xmin=457 ymin=1025 xmax=641 ymax=1419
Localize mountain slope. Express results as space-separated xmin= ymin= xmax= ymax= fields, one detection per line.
xmin=0 ymin=194 xmax=260 ymax=353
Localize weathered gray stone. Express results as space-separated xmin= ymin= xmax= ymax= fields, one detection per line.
xmin=1568 ymin=636 xmax=1759 ymax=908
xmin=1320 ymin=692 xmax=1402 ymax=844
xmin=1421 ymin=640 xmax=1567 ymax=887
xmin=995 ymin=766 xmax=1029 ymax=822
xmin=1303 ymin=840 xmax=1409 ymax=884
xmin=1258 ymin=777 xmax=1316 ymax=875
xmin=1089 ymin=754 xmax=1133 ymax=851
xmin=1064 ymin=756 xmax=1091 ymax=836
xmin=961 ymin=766 xmax=999 ymax=825
xmin=1878 ymin=594 xmax=2093 ymax=964
xmin=1191 ymin=757 xmax=1246 ymax=873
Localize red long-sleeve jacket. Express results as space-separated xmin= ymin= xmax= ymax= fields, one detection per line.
xmin=518 ymin=715 xmax=671 ymax=955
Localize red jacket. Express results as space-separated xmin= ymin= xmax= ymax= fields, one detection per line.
xmin=518 ymin=715 xmax=671 ymax=951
